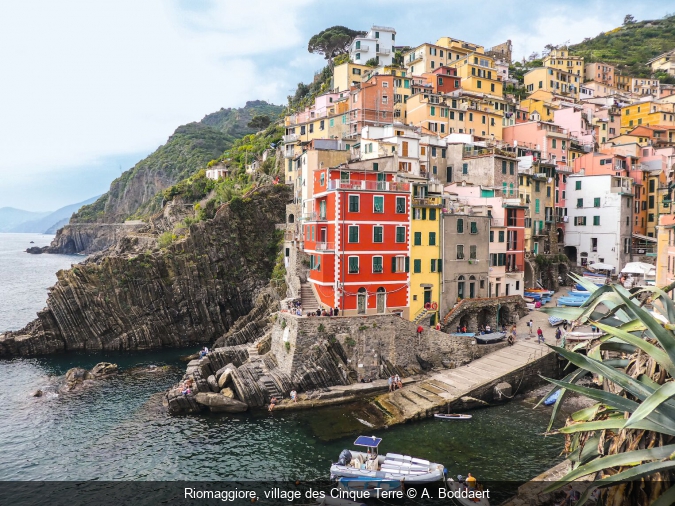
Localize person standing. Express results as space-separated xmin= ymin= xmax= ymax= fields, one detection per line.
xmin=387 ymin=376 xmax=393 ymax=392
xmin=528 ymin=319 xmax=533 ymax=337
xmin=537 ymin=327 xmax=544 ymax=344
xmin=416 ymin=325 xmax=423 ymax=338
xmin=555 ymin=327 xmax=562 ymax=345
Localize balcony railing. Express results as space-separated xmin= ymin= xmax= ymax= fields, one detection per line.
xmin=556 ymin=165 xmax=573 ymax=174
xmin=315 ymin=242 xmax=335 ymax=251
xmin=506 ymin=264 xmax=524 ymax=273
xmin=377 ymin=48 xmax=391 ymax=55
xmin=490 ymin=218 xmax=505 ymax=227
xmin=413 ymin=197 xmax=443 ymax=207
xmin=328 ymin=180 xmax=410 ymax=192
xmin=632 ymin=246 xmax=656 ymax=255
xmin=301 ymin=212 xmax=327 ymax=222
xmin=355 ymin=44 xmax=370 ymax=51
xmin=283 ymin=134 xmax=299 ymax=143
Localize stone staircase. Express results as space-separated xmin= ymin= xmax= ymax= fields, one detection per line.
xmin=300 ymin=282 xmax=320 ymax=312
xmin=412 ymin=308 xmax=429 ymax=324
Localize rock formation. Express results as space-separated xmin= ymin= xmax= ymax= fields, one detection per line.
xmin=0 ymin=185 xmax=290 ymax=357
xmin=59 ymin=362 xmax=119 ymax=392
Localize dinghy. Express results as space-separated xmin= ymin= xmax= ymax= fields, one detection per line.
xmin=330 ymin=436 xmax=445 ymax=484
xmin=475 ymin=332 xmax=506 ymax=344
xmin=544 ymin=390 xmax=561 ymax=406
xmin=336 ymin=476 xmax=401 ymax=493
xmin=446 ymin=479 xmax=490 ymax=506
xmin=434 ymin=413 xmax=472 ymax=421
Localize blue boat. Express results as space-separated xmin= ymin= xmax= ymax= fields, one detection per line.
xmin=566 ymin=291 xmax=590 ymax=299
xmin=557 ymin=297 xmax=584 ymax=307
xmin=544 ymin=390 xmax=561 ymax=406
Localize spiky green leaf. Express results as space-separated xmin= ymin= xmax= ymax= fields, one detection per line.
xmin=624 ymin=382 xmax=675 ymax=429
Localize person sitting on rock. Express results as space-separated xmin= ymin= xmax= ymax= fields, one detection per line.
xmin=290 ymin=390 xmax=297 ymax=402
xmin=268 ymin=396 xmax=278 ymax=411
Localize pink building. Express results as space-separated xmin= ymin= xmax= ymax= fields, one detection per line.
xmin=553 ymin=106 xmax=595 ymax=149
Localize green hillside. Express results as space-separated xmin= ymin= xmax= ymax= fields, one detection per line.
xmin=569 ymin=14 xmax=675 ymax=81
xmin=72 ymin=100 xmax=283 ymax=223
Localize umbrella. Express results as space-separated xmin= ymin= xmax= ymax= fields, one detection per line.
xmin=588 ymin=262 xmax=614 ymax=272
xmin=621 ymin=262 xmax=656 ymax=276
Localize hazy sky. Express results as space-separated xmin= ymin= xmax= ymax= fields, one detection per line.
xmin=0 ymin=0 xmax=671 ymax=211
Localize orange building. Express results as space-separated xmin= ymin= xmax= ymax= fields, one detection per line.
xmin=304 ymin=165 xmax=412 ymax=317
xmin=345 ymin=74 xmax=396 ymax=138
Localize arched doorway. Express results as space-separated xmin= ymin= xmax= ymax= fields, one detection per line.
xmin=376 ymin=287 xmax=386 ymax=314
xmin=357 ymin=288 xmax=367 ymax=314
xmin=469 ymin=275 xmax=476 ymax=298
xmin=478 ymin=307 xmax=493 ymax=329
xmin=288 ymin=214 xmax=295 ymax=224
xmin=457 ymin=275 xmax=465 ymax=300
xmin=564 ymin=246 xmax=577 ymax=264
xmin=497 ymin=304 xmax=512 ymax=327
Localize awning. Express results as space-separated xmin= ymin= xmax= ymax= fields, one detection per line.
xmin=621 ymin=262 xmax=656 ymax=276
xmin=633 ymin=233 xmax=657 ymax=243
xmin=588 ymin=262 xmax=615 ymax=272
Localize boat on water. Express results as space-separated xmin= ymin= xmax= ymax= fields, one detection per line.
xmin=434 ymin=413 xmax=472 ymax=421
xmin=544 ymin=390 xmax=561 ymax=406
xmin=330 ymin=436 xmax=446 ymax=484
xmin=446 ymin=479 xmax=490 ymax=506
xmin=475 ymin=332 xmax=506 ymax=344
xmin=336 ymin=476 xmax=401 ymax=493
xmin=563 ymin=331 xmax=600 ymax=341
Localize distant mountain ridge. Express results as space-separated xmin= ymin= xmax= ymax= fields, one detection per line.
xmin=0 ymin=208 xmax=51 ymax=233
xmin=71 ymin=100 xmax=284 ymax=224
xmin=9 ymin=196 xmax=101 ymax=233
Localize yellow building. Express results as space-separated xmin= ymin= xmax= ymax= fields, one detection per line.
xmin=448 ymin=53 xmax=503 ymax=96
xmin=520 ymin=96 xmax=557 ymax=122
xmin=524 ymin=67 xmax=580 ymax=98
xmin=621 ymin=101 xmax=675 ymax=133
xmin=333 ymin=62 xmax=371 ymax=92
xmin=543 ymin=48 xmax=584 ymax=76
xmin=655 ymin=214 xmax=675 ymax=295
xmin=648 ymin=49 xmax=675 ymax=77
xmin=435 ymin=37 xmax=485 ymax=58
xmin=409 ymin=184 xmax=443 ymax=325
xmin=403 ymin=43 xmax=454 ymax=76
xmin=645 ymin=170 xmax=670 ymax=238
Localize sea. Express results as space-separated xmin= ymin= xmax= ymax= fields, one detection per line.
xmin=0 ymin=233 xmax=564 ymax=502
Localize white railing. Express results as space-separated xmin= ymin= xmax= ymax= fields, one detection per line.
xmin=377 ymin=48 xmax=391 ymax=55
xmin=328 ymin=180 xmax=411 ymax=192
xmin=283 ymin=134 xmax=298 ymax=143
xmin=315 ymin=242 xmax=335 ymax=251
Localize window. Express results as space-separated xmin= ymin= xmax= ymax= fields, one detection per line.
xmin=395 ymin=226 xmax=406 ymax=243
xmin=535 ymin=181 xmax=540 ymax=192
xmin=470 ymin=222 xmax=478 ymax=234
xmin=373 ymin=226 xmax=383 ymax=243
xmin=430 ymin=106 xmax=435 ymax=116
xmin=509 ymin=162 xmax=514 ymax=175
xmin=348 ymin=257 xmax=359 ymax=274
xmin=429 ymin=232 xmax=436 ymax=245
xmin=431 ymin=146 xmax=437 ymax=157
xmin=392 ymin=256 xmax=408 ymax=273
xmin=348 ymin=226 xmax=359 ymax=243
xmin=456 ymin=245 xmax=464 ymax=259
xmin=469 ymin=245 xmax=477 ymax=260
xmin=498 ymin=231 xmax=505 ymax=242
xmin=430 ymin=259 xmax=437 ymax=272
xmin=574 ymin=216 xmax=587 ymax=226
xmin=649 ymin=195 xmax=655 ymax=209
xmin=373 ymin=196 xmax=384 ymax=213
xmin=429 ymin=208 xmax=437 ymax=220
xmin=372 ymin=256 xmax=383 ymax=273
xmin=649 ymin=213 xmax=655 ymax=222
xmin=414 ymin=232 xmax=422 ymax=246
xmin=593 ymin=216 xmax=600 ymax=226
xmin=349 ymin=195 xmax=359 ymax=212
xmin=535 ymin=198 xmax=540 ymax=214
xmin=373 ymin=162 xmax=379 ymax=171
xmin=441 ymin=148 xmax=446 ymax=158
xmin=576 ymin=198 xmax=583 ymax=208
xmin=575 ymin=180 xmax=581 ymax=190
xmin=395 ymin=197 xmax=406 ymax=213
xmin=490 ymin=231 xmax=494 ymax=242
xmin=547 ymin=186 xmax=551 ymax=197
xmin=502 ymin=161 xmax=507 ymax=174
xmin=552 ymin=139 xmax=557 ymax=149
xmin=413 ymin=259 xmax=422 ymax=273
xmin=320 ymin=173 xmax=325 ymax=186
xmin=355 ymin=41 xmax=360 ymax=49
xmin=462 ymin=163 xmax=468 ymax=175
xmin=594 ymin=197 xmax=600 ymax=207
xmin=591 ymin=238 xmax=598 ymax=252
xmin=457 ymin=219 xmax=464 ymax=233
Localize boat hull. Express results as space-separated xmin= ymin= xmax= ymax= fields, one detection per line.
xmin=330 ymin=452 xmax=445 ymax=485
xmin=434 ymin=414 xmax=472 ymax=421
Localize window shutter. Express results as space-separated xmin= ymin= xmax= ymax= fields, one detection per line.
xmin=438 ymin=259 xmax=442 ymax=272
xmin=422 ymin=208 xmax=427 ymax=220
xmin=392 ymin=257 xmax=397 ymax=273
xmin=405 ymin=257 xmax=410 ymax=273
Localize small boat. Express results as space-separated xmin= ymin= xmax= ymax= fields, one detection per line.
xmin=475 ymin=332 xmax=506 ymax=344
xmin=446 ymin=479 xmax=490 ymax=506
xmin=568 ymin=290 xmax=590 ymax=297
xmin=548 ymin=316 xmax=565 ymax=326
xmin=557 ymin=297 xmax=584 ymax=307
xmin=449 ymin=332 xmax=476 ymax=337
xmin=544 ymin=390 xmax=561 ymax=406
xmin=435 ymin=413 xmax=472 ymax=421
xmin=330 ymin=436 xmax=445 ymax=484
xmin=563 ymin=331 xmax=600 ymax=341
xmin=337 ymin=476 xmax=401 ymax=492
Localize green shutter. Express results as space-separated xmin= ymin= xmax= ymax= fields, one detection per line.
xmin=405 ymin=257 xmax=410 ymax=273
xmin=535 ymin=199 xmax=540 ymax=213
xmin=392 ymin=257 xmax=397 ymax=273
xmin=470 ymin=222 xmax=478 ymax=234
xmin=429 ymin=232 xmax=436 ymax=245
xmin=457 ymin=219 xmax=463 ymax=233
xmin=437 ymin=259 xmax=442 ymax=272
xmin=429 ymin=208 xmax=436 ymax=220
xmin=414 ymin=232 xmax=421 ymax=245
xmin=422 ymin=208 xmax=427 ymax=219
xmin=413 ymin=259 xmax=421 ymax=273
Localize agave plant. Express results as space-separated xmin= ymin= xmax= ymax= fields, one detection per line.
xmin=538 ymin=274 xmax=675 ymax=505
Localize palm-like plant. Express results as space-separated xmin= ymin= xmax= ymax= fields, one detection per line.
xmin=539 ymin=274 xmax=675 ymax=505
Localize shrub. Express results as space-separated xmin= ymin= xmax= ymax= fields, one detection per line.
xmin=158 ymin=232 xmax=176 ymax=249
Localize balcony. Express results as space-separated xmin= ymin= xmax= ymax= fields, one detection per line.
xmin=328 ymin=180 xmax=410 ymax=192
xmin=490 ymin=218 xmax=506 ymax=227
xmin=413 ymin=196 xmax=443 ymax=208
xmin=301 ymin=212 xmax=327 ymax=222
xmin=503 ymin=197 xmax=526 ymax=208
xmin=632 ymin=246 xmax=656 ymax=256
xmin=518 ymin=167 xmax=533 ymax=175
xmin=556 ymin=165 xmax=573 ymax=174
xmin=506 ymin=264 xmax=524 ymax=273
xmin=283 ymin=134 xmax=299 ymax=143
xmin=377 ymin=48 xmax=391 ymax=55
xmin=611 ymin=185 xmax=633 ymax=196
xmin=355 ymin=44 xmax=370 ymax=52
xmin=315 ymin=242 xmax=335 ymax=252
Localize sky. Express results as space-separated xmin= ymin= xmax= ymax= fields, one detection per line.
xmin=0 ymin=0 xmax=672 ymax=211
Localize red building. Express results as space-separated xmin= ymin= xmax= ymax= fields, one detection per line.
xmin=425 ymin=66 xmax=461 ymax=94
xmin=303 ymin=164 xmax=411 ymax=316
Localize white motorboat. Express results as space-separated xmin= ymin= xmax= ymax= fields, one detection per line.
xmin=330 ymin=436 xmax=446 ymax=484
xmin=446 ymin=479 xmax=490 ymax=506
xmin=435 ymin=413 xmax=472 ymax=421
xmin=563 ymin=331 xmax=600 ymax=341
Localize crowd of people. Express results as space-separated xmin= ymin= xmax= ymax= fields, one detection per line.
xmin=288 ymin=300 xmax=341 ymax=318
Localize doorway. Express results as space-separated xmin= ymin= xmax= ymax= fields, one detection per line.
xmin=357 ymin=288 xmax=367 ymax=314
xmin=376 ymin=287 xmax=386 ymax=314
xmin=469 ymin=276 xmax=475 ymax=298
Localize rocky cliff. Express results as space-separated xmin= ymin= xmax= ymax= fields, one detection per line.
xmin=0 ymin=184 xmax=290 ymax=357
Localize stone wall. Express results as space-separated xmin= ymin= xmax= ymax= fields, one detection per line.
xmin=274 ymin=313 xmax=508 ymax=382
xmin=441 ymin=295 xmax=528 ymax=332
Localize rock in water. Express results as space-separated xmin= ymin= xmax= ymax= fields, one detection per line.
xmin=207 ymin=375 xmax=219 ymax=392
xmin=62 ymin=367 xmax=90 ymax=391
xmin=194 ymin=392 xmax=248 ymax=413
xmin=89 ymin=362 xmax=118 ymax=378
xmin=31 ymin=390 xmax=43 ymax=397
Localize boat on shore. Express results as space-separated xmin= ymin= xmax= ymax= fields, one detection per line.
xmin=434 ymin=413 xmax=472 ymax=421
xmin=330 ymin=436 xmax=446 ymax=484
xmin=475 ymin=332 xmax=506 ymax=344
xmin=563 ymin=331 xmax=600 ymax=341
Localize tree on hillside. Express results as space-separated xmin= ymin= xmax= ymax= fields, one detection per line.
xmin=308 ymin=26 xmax=366 ymax=66
xmin=247 ymin=115 xmax=271 ymax=131
xmin=624 ymin=14 xmax=636 ymax=25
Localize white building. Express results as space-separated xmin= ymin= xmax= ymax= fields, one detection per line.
xmin=349 ymin=25 xmax=396 ymax=67
xmin=206 ymin=164 xmax=229 ymax=180
xmin=565 ymin=174 xmax=633 ymax=273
